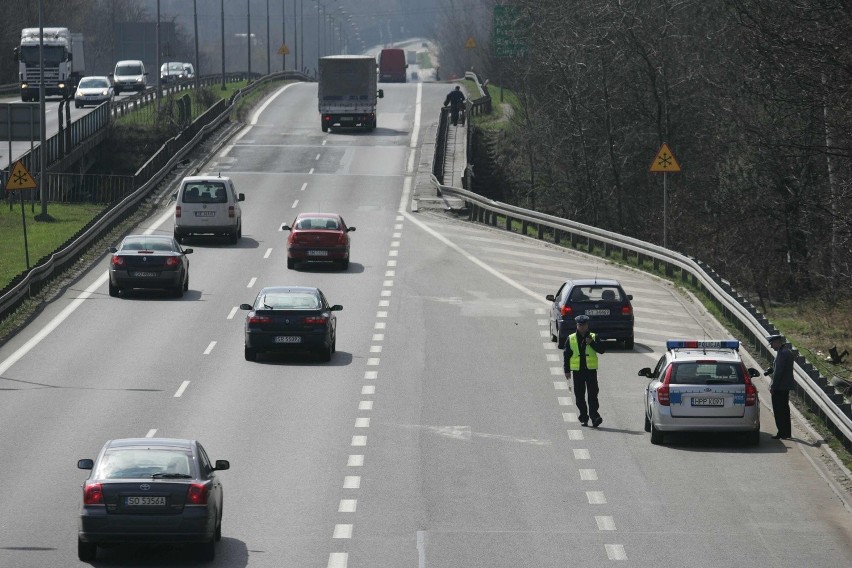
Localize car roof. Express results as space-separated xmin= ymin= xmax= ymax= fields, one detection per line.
xmin=80 ymin=76 xmax=110 ymax=82
xmin=295 ymin=212 xmax=340 ymax=219
xmin=182 ymin=175 xmax=229 ymax=183
xmin=116 ymin=60 xmax=143 ymax=65
xmin=105 ymin=438 xmax=194 ymax=450
xmin=665 ymin=340 xmax=742 ymax=362
xmin=123 ymin=234 xmax=172 ymax=241
xmin=566 ymin=278 xmax=622 ymax=286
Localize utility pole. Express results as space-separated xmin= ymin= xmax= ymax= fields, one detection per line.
xmin=221 ymin=0 xmax=226 ymax=89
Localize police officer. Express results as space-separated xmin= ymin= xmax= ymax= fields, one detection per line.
xmin=563 ymin=315 xmax=606 ymax=427
xmin=443 ymin=85 xmax=466 ymax=126
xmin=765 ymin=334 xmax=794 ymax=439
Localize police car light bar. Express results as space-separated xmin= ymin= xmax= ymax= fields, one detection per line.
xmin=666 ymin=340 xmax=740 ymax=351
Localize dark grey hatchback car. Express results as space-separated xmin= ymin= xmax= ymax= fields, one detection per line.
xmin=77 ymin=438 xmax=229 ymax=562
xmin=546 ymin=278 xmax=634 ymax=349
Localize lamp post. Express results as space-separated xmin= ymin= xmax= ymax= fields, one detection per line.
xmin=220 ymin=0 xmax=226 ymax=89
xmin=247 ymin=0 xmax=252 ymax=80
xmin=317 ymin=2 xmax=322 ymax=61
xmin=156 ymin=0 xmax=161 ymax=110
xmin=193 ymin=0 xmax=200 ymax=90
xmin=266 ymin=0 xmax=271 ymax=75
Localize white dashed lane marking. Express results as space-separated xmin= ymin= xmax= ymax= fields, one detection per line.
xmin=203 ymin=341 xmax=216 ymax=355
xmin=338 ymin=499 xmax=356 ymax=513
xmin=174 ymin=381 xmax=190 ymax=398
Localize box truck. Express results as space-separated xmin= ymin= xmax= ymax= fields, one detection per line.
xmin=318 ymin=55 xmax=384 ymax=132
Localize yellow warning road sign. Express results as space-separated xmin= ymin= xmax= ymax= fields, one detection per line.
xmin=278 ymin=44 xmax=290 ymax=55
xmin=465 ymin=37 xmax=477 ymax=49
xmin=5 ymin=160 xmax=37 ymax=192
xmin=650 ymin=143 xmax=681 ymax=172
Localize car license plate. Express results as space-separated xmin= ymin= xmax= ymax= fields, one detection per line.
xmin=195 ymin=211 xmax=215 ymax=217
xmin=307 ymin=250 xmax=328 ymax=256
xmin=692 ymin=397 xmax=724 ymax=406
xmin=585 ymin=309 xmax=610 ymax=316
xmin=341 ymin=116 xmax=354 ymax=122
xmin=131 ymin=271 xmax=157 ymax=277
xmin=274 ymin=336 xmax=302 ymax=344
xmin=126 ymin=496 xmax=166 ymax=506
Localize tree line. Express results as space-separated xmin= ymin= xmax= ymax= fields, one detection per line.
xmin=437 ymin=0 xmax=851 ymax=306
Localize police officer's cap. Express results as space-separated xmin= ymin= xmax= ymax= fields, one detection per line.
xmin=575 ymin=315 xmax=590 ymax=324
xmin=766 ymin=334 xmax=785 ymax=343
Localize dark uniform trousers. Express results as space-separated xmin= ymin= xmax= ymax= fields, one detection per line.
xmin=771 ymin=389 xmax=792 ymax=438
xmin=572 ymin=370 xmax=600 ymax=423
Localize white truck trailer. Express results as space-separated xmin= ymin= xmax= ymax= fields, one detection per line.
xmin=14 ymin=27 xmax=85 ymax=101
xmin=318 ymin=55 xmax=384 ymax=132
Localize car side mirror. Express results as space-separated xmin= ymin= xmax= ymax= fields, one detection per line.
xmin=638 ymin=367 xmax=652 ymax=377
xmin=545 ymin=294 xmax=555 ymax=301
xmin=108 ymin=72 xmax=114 ymax=78
xmin=77 ymin=459 xmax=94 ymax=470
xmin=108 ymin=246 xmax=118 ymax=253
xmin=239 ymin=304 xmax=253 ymax=310
xmin=182 ymin=248 xmax=193 ymax=254
xmin=213 ymin=460 xmax=230 ymax=471
xmin=330 ymin=305 xmax=343 ymax=311
xmin=748 ymin=368 xmax=760 ymax=378
xmin=377 ymin=89 xmax=384 ymax=98
xmin=627 ymin=295 xmax=633 ymax=300
xmin=281 ymin=224 xmax=291 ymax=231
xmin=347 ymin=227 xmax=356 ymax=232
xmin=238 ymin=193 xmax=245 ymax=201
xmin=170 ymin=191 xmax=177 ymax=201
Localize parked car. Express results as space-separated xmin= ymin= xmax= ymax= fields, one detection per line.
xmin=638 ymin=340 xmax=761 ymax=445
xmin=74 ymin=76 xmax=113 ymax=108
xmin=77 ymin=438 xmax=229 ymax=561
xmin=240 ymin=286 xmax=341 ymax=362
xmin=110 ymin=59 xmax=148 ymax=94
xmin=107 ymin=235 xmax=192 ymax=298
xmin=281 ymin=213 xmax=355 ymax=270
xmin=172 ymin=175 xmax=244 ymax=243
xmin=546 ymin=278 xmax=634 ymax=349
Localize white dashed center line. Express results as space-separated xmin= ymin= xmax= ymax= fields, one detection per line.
xmin=203 ymin=341 xmax=216 ymax=355
xmin=264 ymin=248 xmax=272 ymax=258
xmin=145 ymin=429 xmax=157 ymax=438
xmin=174 ymin=381 xmax=190 ymax=397
xmin=338 ymin=499 xmax=357 ymax=513
xmin=247 ymin=277 xmax=257 ymax=288
xmin=227 ymin=306 xmax=239 ymax=319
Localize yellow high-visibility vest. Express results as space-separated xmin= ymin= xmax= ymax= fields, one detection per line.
xmin=568 ymin=333 xmax=598 ymax=371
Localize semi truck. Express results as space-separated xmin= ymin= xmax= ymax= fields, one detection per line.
xmin=318 ymin=55 xmax=384 ymax=132
xmin=14 ymin=27 xmax=85 ymax=101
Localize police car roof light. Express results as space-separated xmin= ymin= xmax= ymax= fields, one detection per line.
xmin=666 ymin=340 xmax=740 ymax=351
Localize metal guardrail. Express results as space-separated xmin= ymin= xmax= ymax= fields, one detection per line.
xmin=0 ymin=69 xmax=310 ymax=326
xmin=433 ymin=179 xmax=852 ymax=452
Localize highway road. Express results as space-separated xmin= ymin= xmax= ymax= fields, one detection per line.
xmin=0 ymin=81 xmax=850 ymax=567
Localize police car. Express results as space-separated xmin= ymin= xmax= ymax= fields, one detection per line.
xmin=638 ymin=340 xmax=762 ymax=445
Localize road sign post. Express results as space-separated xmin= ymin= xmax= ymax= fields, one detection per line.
xmin=649 ymin=143 xmax=682 ymax=249
xmin=5 ymin=160 xmax=38 ymax=269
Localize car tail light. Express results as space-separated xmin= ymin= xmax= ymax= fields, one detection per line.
xmin=621 ymin=304 xmax=632 ymax=315
xmin=742 ymin=364 xmax=757 ymax=406
xmin=228 ymin=206 xmax=235 ymax=218
xmin=111 ymin=256 xmax=125 ymax=267
xmin=83 ymin=483 xmax=104 ymax=505
xmin=304 ymin=316 xmax=328 ymax=325
xmin=248 ymin=314 xmax=272 ymax=324
xmin=560 ymin=305 xmax=573 ymax=317
xmin=175 ymin=205 xmax=182 ymax=218
xmin=324 ymin=115 xmax=331 ymax=122
xmin=164 ymin=257 xmax=179 ymax=268
xmin=186 ymin=483 xmax=209 ymax=505
xmin=337 ymin=233 xmax=347 ymax=245
xmin=658 ymin=365 xmax=674 ymax=406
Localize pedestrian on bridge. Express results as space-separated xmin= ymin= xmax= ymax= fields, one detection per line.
xmin=564 ymin=315 xmax=606 ymax=427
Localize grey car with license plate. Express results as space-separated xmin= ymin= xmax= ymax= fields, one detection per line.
xmin=639 ymin=340 xmax=761 ymax=445
xmin=240 ymin=286 xmax=341 ymax=362
xmin=77 ymin=438 xmax=229 ymax=562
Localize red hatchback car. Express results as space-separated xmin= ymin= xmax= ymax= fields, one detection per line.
xmin=282 ymin=213 xmax=355 ymax=270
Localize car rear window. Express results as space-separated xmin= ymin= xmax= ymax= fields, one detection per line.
xmin=296 ymin=218 xmax=339 ymax=230
xmin=182 ymin=182 xmax=227 ymax=204
xmin=95 ymin=449 xmax=193 ymax=479
xmin=569 ymin=286 xmax=623 ymax=302
xmin=121 ymin=238 xmax=174 ymax=251
xmin=670 ymin=362 xmax=744 ymax=385
xmin=259 ymin=293 xmax=320 ymax=309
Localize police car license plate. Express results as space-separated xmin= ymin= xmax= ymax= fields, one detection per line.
xmin=274 ymin=336 xmax=302 ymax=344
xmin=585 ymin=309 xmax=609 ymax=316
xmin=692 ymin=397 xmax=724 ymax=406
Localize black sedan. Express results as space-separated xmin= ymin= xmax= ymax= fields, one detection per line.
xmin=240 ymin=286 xmax=342 ymax=362
xmin=77 ymin=438 xmax=229 ymax=562
xmin=546 ymin=278 xmax=634 ymax=349
xmin=108 ymin=235 xmax=192 ymax=298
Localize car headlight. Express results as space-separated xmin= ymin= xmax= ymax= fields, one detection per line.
xmin=75 ymin=91 xmax=82 ymax=97
xmin=101 ymin=90 xmax=109 ymax=96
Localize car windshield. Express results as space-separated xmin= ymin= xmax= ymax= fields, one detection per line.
xmin=569 ymin=286 xmax=623 ymax=302
xmin=121 ymin=238 xmax=175 ymax=252
xmin=295 ymin=217 xmax=339 ymax=230
xmin=670 ymin=362 xmax=744 ymax=385
xmin=258 ymin=293 xmax=320 ymax=310
xmin=115 ymin=64 xmax=142 ymax=75
xmin=94 ymin=448 xmax=193 ymax=479
xmin=182 ymin=182 xmax=227 ymax=203
xmin=79 ymin=78 xmax=109 ymax=88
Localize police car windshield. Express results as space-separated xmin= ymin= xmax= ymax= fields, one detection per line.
xmin=671 ymin=362 xmax=743 ymax=385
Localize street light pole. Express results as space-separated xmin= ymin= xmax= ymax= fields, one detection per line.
xmin=266 ymin=0 xmax=270 ymax=75
xmin=156 ymin=0 xmax=161 ymax=110
xmin=247 ymin=0 xmax=252 ymax=80
xmin=193 ymin=0 xmax=200 ymax=90
xmin=221 ymin=0 xmax=226 ymax=89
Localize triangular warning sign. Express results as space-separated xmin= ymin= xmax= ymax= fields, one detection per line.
xmin=5 ymin=160 xmax=38 ymax=192
xmin=465 ymin=36 xmax=477 ymax=49
xmin=649 ymin=143 xmax=681 ymax=173
xmin=278 ymin=44 xmax=290 ymax=55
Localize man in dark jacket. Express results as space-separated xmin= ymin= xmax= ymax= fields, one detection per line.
xmin=443 ymin=85 xmax=466 ymax=126
xmin=765 ymin=334 xmax=795 ymax=439
xmin=563 ymin=315 xmax=606 ymax=427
